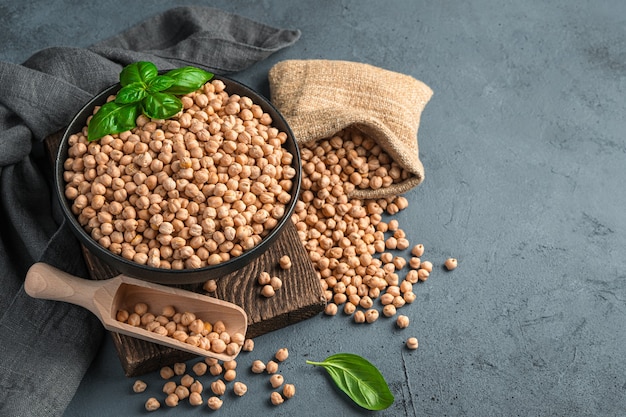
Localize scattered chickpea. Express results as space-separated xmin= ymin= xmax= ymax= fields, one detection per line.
xmin=251 ymin=360 xmax=266 ymax=374
xmin=192 ymin=361 xmax=207 ymax=377
xmin=445 ymin=257 xmax=458 ymax=270
xmin=160 ymin=366 xmax=174 ymax=380
xmin=261 ymin=284 xmax=275 ymax=298
xmin=382 ymin=304 xmax=397 ymax=317
xmin=283 ymin=383 xmax=296 ymax=399
xmin=207 ymin=396 xmax=223 ymax=410
xmin=162 ymin=381 xmax=177 ymax=395
xmin=211 ymin=379 xmax=226 ymax=396
xmin=417 ymin=268 xmax=430 ymax=281
xmin=180 ymin=374 xmax=194 ymax=387
xmin=224 ymin=369 xmax=237 ymax=382
xmin=396 ymin=315 xmax=410 ymax=329
xmin=270 ymin=374 xmax=284 ymax=388
xmin=165 ymin=393 xmax=179 ymax=407
xmin=324 ymin=303 xmax=338 ymax=316
xmin=243 ymin=338 xmax=255 ymax=352
xmin=275 ymin=348 xmax=289 ymax=362
xmin=270 ymin=276 xmax=283 ymax=291
xmin=406 ymin=337 xmax=419 ymax=350
xmin=203 ymin=279 xmax=217 ymax=292
xmin=265 ymin=360 xmax=279 ymax=374
xmin=279 ymin=255 xmax=292 ymax=270
xmin=270 ymin=391 xmax=284 ymax=406
xmin=223 ymin=360 xmax=237 ymax=371
xmin=144 ymin=397 xmax=161 ymax=411
xmin=175 ymin=385 xmax=190 ymax=400
xmin=354 ymin=310 xmax=366 ymax=324
xmin=365 ymin=308 xmax=379 ymax=323
xmin=233 ymin=381 xmax=248 ymax=396
xmin=189 ymin=391 xmax=203 ymax=406
xmin=132 ymin=380 xmax=147 ymax=393
xmin=421 ymin=261 xmax=433 ymax=273
xmin=173 ymin=362 xmax=186 ymax=376
xmin=257 ymin=271 xmax=271 ymax=286
xmin=190 ymin=380 xmax=203 ymax=394
xmin=210 ymin=363 xmax=223 ymax=376
xmin=411 ymin=244 xmax=425 ymax=257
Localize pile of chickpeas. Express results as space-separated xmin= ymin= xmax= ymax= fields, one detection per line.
xmin=292 ymin=127 xmax=456 ymax=336
xmin=62 ymin=79 xmax=296 ymax=270
xmin=116 ymin=302 xmax=244 ymax=356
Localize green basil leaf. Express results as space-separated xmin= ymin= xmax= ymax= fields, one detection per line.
xmin=141 ymin=92 xmax=182 ymax=120
xmin=163 ymin=66 xmax=214 ymax=95
xmin=306 ymin=353 xmax=394 ymax=411
xmin=146 ymin=75 xmax=175 ymax=93
xmin=119 ymin=61 xmax=158 ymax=87
xmin=87 ymin=101 xmax=140 ymax=142
xmin=115 ymin=83 xmax=147 ymax=104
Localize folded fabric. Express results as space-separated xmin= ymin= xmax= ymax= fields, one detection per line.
xmin=0 ymin=7 xmax=299 ymax=417
xmin=269 ymin=59 xmax=433 ymax=199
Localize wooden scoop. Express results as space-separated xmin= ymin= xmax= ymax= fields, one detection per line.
xmin=25 ymin=262 xmax=248 ymax=361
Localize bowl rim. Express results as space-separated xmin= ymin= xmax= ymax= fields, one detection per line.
xmin=55 ymin=74 xmax=301 ymax=284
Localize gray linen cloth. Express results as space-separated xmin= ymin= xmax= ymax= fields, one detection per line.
xmin=0 ymin=6 xmax=299 ymax=416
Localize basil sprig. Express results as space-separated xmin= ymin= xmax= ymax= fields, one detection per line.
xmin=306 ymin=353 xmax=394 ymax=411
xmin=87 ymin=61 xmax=213 ymax=142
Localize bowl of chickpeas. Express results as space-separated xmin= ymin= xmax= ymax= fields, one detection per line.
xmin=56 ymin=74 xmax=301 ymax=284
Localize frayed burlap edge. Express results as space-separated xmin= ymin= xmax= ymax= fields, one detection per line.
xmin=269 ymin=59 xmax=433 ymax=200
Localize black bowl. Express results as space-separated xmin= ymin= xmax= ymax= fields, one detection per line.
xmin=55 ymin=75 xmax=301 ymax=284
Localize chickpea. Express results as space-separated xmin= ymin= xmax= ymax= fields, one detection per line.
xmin=396 ymin=315 xmax=410 ymax=328
xmin=257 ymin=271 xmax=271 ymax=285
xmin=251 ymin=360 xmax=266 ymax=374
xmin=270 ymin=391 xmax=284 ymax=406
xmin=354 ymin=310 xmax=366 ymax=324
xmin=270 ymin=374 xmax=284 ymax=388
xmin=165 ymin=393 xmax=179 ymax=407
xmin=160 ymin=366 xmax=174 ymax=380
xmin=175 ymin=385 xmax=190 ymax=400
xmin=365 ymin=308 xmax=379 ymax=323
xmin=233 ymin=381 xmax=248 ymax=396
xmin=261 ymin=284 xmax=275 ymax=298
xmin=382 ymin=304 xmax=397 ymax=317
xmin=211 ymin=379 xmax=226 ymax=395
xmin=283 ymin=383 xmax=296 ymax=399
xmin=265 ymin=360 xmax=279 ymax=374
xmin=207 ymin=396 xmax=223 ymax=410
xmin=275 ymin=348 xmax=289 ymax=362
xmin=279 ymin=255 xmax=292 ymax=269
xmin=144 ymin=397 xmax=161 ymax=411
xmin=411 ymin=244 xmax=425 ymax=257
xmin=189 ymin=391 xmax=203 ymax=406
xmin=180 ymin=374 xmax=194 ymax=387
xmin=162 ymin=381 xmax=177 ymax=395
xmin=243 ymin=338 xmax=255 ymax=352
xmin=203 ymin=279 xmax=217 ymax=292
xmin=132 ymin=380 xmax=147 ymax=393
xmin=445 ymin=257 xmax=458 ymax=270
xmin=324 ymin=303 xmax=338 ymax=316
xmin=192 ymin=361 xmax=207 ymax=376
xmin=406 ymin=337 xmax=419 ymax=350
xmin=209 ymin=363 xmax=223 ymax=376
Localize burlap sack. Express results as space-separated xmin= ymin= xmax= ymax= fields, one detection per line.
xmin=268 ymin=59 xmax=433 ymax=199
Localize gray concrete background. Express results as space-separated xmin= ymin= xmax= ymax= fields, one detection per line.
xmin=2 ymin=1 xmax=625 ymax=416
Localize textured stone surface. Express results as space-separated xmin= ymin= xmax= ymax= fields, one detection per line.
xmin=2 ymin=1 xmax=625 ymax=416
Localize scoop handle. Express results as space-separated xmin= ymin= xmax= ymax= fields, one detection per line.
xmin=25 ymin=262 xmax=101 ymax=316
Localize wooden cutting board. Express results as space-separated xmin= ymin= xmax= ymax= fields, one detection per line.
xmin=46 ymin=132 xmax=325 ymax=377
